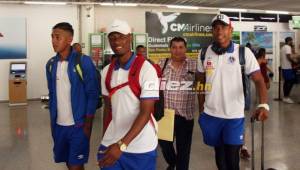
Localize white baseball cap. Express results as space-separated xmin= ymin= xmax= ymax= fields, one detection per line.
xmin=107 ymin=19 xmax=131 ymax=35
xmin=211 ymin=14 xmax=232 ymax=27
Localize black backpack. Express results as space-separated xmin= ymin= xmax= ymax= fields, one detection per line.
xmin=200 ymin=46 xmax=251 ymax=111
xmin=46 ymin=53 xmax=102 ymax=109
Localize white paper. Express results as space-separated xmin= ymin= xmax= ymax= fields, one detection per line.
xmin=91 ymin=35 xmax=102 ymax=45
xmin=135 ymin=35 xmax=146 ymax=44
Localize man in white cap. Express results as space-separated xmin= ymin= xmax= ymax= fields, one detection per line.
xmin=97 ymin=19 xmax=159 ymax=170
xmin=196 ymin=14 xmax=269 ymax=170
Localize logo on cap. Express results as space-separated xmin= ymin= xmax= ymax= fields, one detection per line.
xmin=212 ymin=14 xmax=231 ymax=27
xmin=217 ymin=15 xmax=224 ymax=20
xmin=107 ymin=19 xmax=131 ymax=35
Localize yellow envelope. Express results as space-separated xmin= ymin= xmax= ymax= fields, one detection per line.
xmin=157 ymin=109 xmax=175 ymax=141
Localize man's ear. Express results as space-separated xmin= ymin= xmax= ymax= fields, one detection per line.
xmin=128 ymin=34 xmax=133 ymax=50
xmin=68 ymin=36 xmax=73 ymax=45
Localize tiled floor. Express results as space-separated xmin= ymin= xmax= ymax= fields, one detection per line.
xmin=0 ymin=83 xmax=299 ymax=170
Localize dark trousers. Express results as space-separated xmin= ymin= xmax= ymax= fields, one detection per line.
xmin=158 ymin=115 xmax=194 ymax=170
xmin=214 ymin=145 xmax=241 ymax=170
xmin=283 ymin=79 xmax=296 ymax=97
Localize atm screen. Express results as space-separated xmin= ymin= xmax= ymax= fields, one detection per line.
xmin=11 ymin=63 xmax=26 ymax=74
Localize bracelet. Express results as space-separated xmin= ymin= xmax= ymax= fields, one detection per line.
xmin=257 ymin=103 xmax=270 ymax=111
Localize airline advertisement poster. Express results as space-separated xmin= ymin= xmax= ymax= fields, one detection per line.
xmin=146 ymin=12 xmax=215 ymax=63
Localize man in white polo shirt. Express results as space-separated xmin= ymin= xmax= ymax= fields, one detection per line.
xmin=281 ymin=37 xmax=297 ymax=104
xmin=97 ymin=19 xmax=159 ymax=170
xmin=196 ymin=14 xmax=269 ymax=170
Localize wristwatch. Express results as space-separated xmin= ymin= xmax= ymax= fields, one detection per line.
xmin=117 ymin=140 xmax=127 ymax=152
xmin=257 ymin=103 xmax=270 ymax=111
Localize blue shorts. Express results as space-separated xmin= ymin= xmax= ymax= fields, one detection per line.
xmin=53 ymin=124 xmax=89 ymax=165
xmin=97 ymin=145 xmax=156 ymax=170
xmin=198 ymin=113 xmax=245 ymax=147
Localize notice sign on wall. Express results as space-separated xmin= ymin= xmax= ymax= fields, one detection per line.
xmin=146 ymin=12 xmax=215 ymax=62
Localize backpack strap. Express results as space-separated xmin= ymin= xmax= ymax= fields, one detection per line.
xmin=109 ymin=82 xmax=129 ymax=98
xmin=105 ymin=58 xmax=117 ymax=93
xmin=162 ymin=58 xmax=169 ymax=74
xmin=128 ymin=55 xmax=146 ymax=99
xmin=103 ymin=58 xmax=117 ymax=134
xmin=239 ymin=46 xmax=246 ymax=66
xmin=105 ymin=55 xmax=145 ymax=99
xmin=239 ymin=46 xmax=247 ymax=96
xmin=104 ymin=55 xmax=157 ymax=134
xmin=127 ymin=56 xmax=157 ymax=132
xmin=75 ymin=53 xmax=84 ymax=81
xmin=200 ymin=47 xmax=208 ymax=65
xmin=46 ymin=57 xmax=56 ymax=74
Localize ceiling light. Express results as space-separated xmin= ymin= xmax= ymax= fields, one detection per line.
xmin=241 ymin=17 xmax=254 ymax=20
xmin=220 ymin=8 xmax=247 ymax=12
xmin=115 ymin=3 xmax=138 ymax=7
xmin=260 ymin=17 xmax=276 ymax=20
xmin=265 ymin=10 xmax=289 ymax=15
xmin=99 ymin=3 xmax=114 ymax=6
xmin=229 ymin=17 xmax=239 ymax=20
xmin=24 ymin=1 xmax=67 ymax=5
xmin=166 ymin=5 xmax=199 ymax=10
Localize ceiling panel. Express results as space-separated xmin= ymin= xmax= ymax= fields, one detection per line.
xmin=2 ymin=0 xmax=300 ymax=12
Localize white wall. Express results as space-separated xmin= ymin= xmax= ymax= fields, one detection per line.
xmin=80 ymin=5 xmax=95 ymax=55
xmin=0 ymin=4 xmax=79 ymax=101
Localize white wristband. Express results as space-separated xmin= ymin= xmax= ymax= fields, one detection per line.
xmin=257 ymin=104 xmax=270 ymax=111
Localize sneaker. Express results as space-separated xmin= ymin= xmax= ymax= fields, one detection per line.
xmin=283 ymin=97 xmax=295 ymax=104
xmin=240 ymin=147 xmax=251 ymax=160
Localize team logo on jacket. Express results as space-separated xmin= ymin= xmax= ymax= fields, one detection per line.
xmin=228 ymin=56 xmax=235 ymax=64
xmin=206 ymin=59 xmax=214 ymax=76
xmin=206 ymin=60 xmax=214 ymax=69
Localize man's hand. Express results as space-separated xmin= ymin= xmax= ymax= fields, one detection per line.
xmin=83 ymin=116 xmax=93 ymax=139
xmin=98 ymin=143 xmax=122 ymax=168
xmin=196 ymin=72 xmax=206 ymax=113
xmin=83 ymin=124 xmax=92 ymax=139
xmin=253 ymin=107 xmax=269 ymax=121
xmin=266 ymin=82 xmax=270 ymax=89
xmin=251 ymin=71 xmax=269 ymax=122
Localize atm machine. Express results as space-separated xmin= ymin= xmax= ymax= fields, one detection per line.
xmin=9 ymin=62 xmax=27 ymax=106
